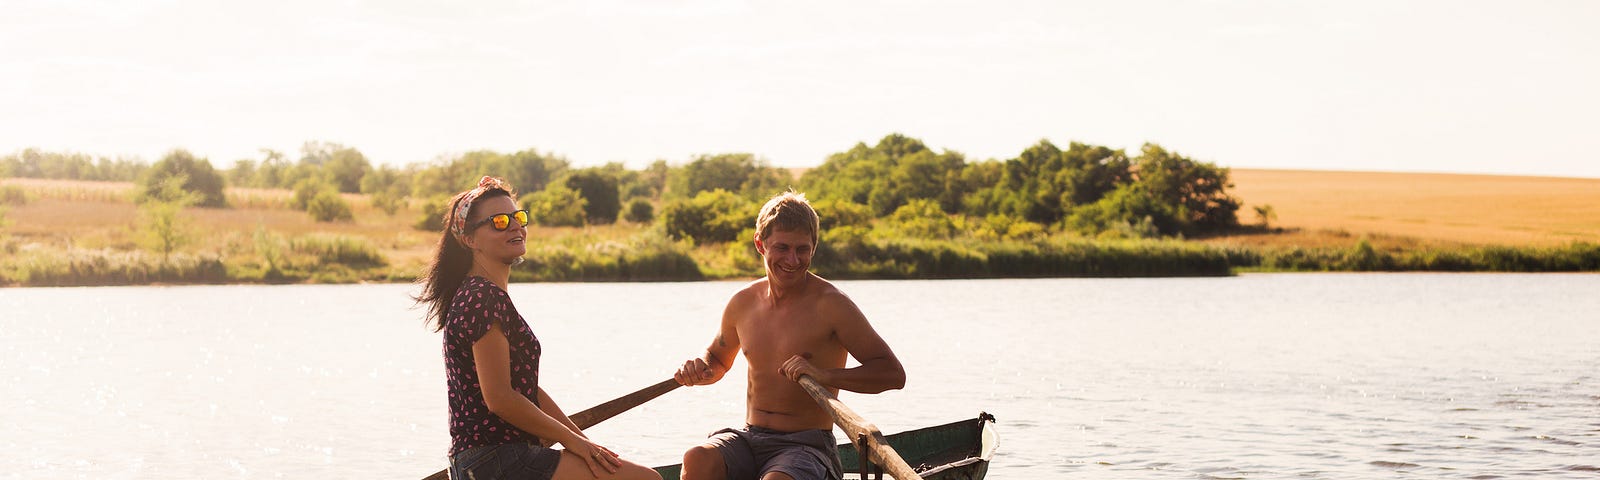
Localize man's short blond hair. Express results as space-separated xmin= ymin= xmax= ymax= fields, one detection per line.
xmin=755 ymin=190 xmax=820 ymax=245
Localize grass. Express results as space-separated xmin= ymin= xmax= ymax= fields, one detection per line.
xmin=1218 ymin=238 xmax=1600 ymax=273
xmin=2 ymin=170 xmax=1597 ymax=286
xmin=515 ymin=230 xmax=705 ymax=282
xmin=817 ymin=235 xmax=1234 ymax=278
xmin=0 ymin=178 xmax=433 ymax=285
xmin=0 ymin=245 xmax=228 ymax=286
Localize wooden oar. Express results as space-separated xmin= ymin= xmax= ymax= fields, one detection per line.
xmin=568 ymin=378 xmax=681 ymax=429
xmin=420 ymin=378 xmax=682 ymax=480
xmin=796 ymin=375 xmax=921 ymax=480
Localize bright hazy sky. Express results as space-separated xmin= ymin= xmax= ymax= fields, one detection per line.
xmin=4 ymin=1 xmax=1598 ymax=178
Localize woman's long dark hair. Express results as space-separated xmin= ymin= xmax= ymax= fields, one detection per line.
xmin=414 ymin=188 xmax=512 ymax=331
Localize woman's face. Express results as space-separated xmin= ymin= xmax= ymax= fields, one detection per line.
xmin=463 ymin=195 xmax=527 ymax=264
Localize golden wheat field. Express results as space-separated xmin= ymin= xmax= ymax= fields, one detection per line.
xmin=1224 ymin=169 xmax=1600 ymax=247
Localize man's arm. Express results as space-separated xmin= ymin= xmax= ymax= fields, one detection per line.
xmin=675 ymin=296 xmax=743 ymax=386
xmin=780 ymin=292 xmax=905 ymax=394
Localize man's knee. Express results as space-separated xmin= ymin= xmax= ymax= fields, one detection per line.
xmin=684 ymin=445 xmax=721 ymax=465
xmin=682 ymin=445 xmax=726 ymax=480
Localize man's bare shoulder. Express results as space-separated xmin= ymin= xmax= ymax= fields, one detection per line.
xmin=807 ymin=275 xmax=863 ymax=315
xmin=735 ymin=277 xmax=769 ymax=296
xmin=725 ymin=278 xmax=768 ymax=308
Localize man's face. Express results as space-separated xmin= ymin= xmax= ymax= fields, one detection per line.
xmin=757 ymin=228 xmax=814 ymax=287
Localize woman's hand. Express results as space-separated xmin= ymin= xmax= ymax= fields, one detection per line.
xmin=560 ymin=435 xmax=621 ymax=477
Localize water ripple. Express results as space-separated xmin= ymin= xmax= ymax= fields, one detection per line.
xmin=6 ymin=275 xmax=1600 ymax=479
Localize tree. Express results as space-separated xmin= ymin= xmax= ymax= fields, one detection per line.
xmin=414 ymin=195 xmax=450 ymax=231
xmin=669 ymin=153 xmax=790 ymax=200
xmin=563 ymin=168 xmax=621 ymax=224
xmin=959 ymin=139 xmax=1135 ymax=225
xmin=994 ymin=140 xmax=1066 ymax=223
xmin=361 ymin=164 xmax=410 ymax=216
xmin=0 ymin=150 xmax=150 ymax=181
xmin=307 ymin=190 xmax=354 ymax=222
xmin=136 ymin=174 xmax=201 ymax=262
xmin=800 ymin=141 xmax=884 ymax=206
xmin=291 ymin=176 xmax=352 ymax=222
xmin=298 ymin=142 xmax=371 ymax=193
xmin=802 ymin=134 xmax=931 ymax=209
xmin=229 ymin=158 xmax=257 ymax=188
xmin=973 ymin=214 xmax=1047 ymax=242
xmin=1253 ymin=204 xmax=1277 ymax=228
xmin=870 ymin=149 xmax=965 ymax=216
xmin=254 ymin=149 xmax=291 ymax=188
xmin=1131 ymin=143 xmax=1240 ymax=233
xmin=291 ymin=177 xmax=333 ymax=210
xmin=886 ymin=198 xmax=958 ymax=239
xmin=623 ymin=198 xmax=655 ymax=224
xmin=523 ymin=184 xmax=587 ymax=227
xmin=140 ymin=150 xmax=227 ymax=208
xmin=1056 ymin=142 xmax=1132 ymax=208
xmin=956 ymin=160 xmax=1005 ymax=215
xmin=630 ymin=159 xmax=671 ymax=200
xmin=811 ymin=198 xmax=873 ymax=232
xmin=801 ymin=134 xmax=966 ymax=216
xmin=409 ymin=149 xmax=569 ymax=199
xmin=503 ymin=149 xmax=565 ymax=194
xmin=1064 ymin=184 xmax=1175 ymax=238
xmin=324 ymin=147 xmax=372 ymax=193
xmin=659 ymin=189 xmax=754 ymax=243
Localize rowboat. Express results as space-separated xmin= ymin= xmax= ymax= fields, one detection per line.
xmin=420 ymin=379 xmax=996 ymax=480
xmin=652 ymin=412 xmax=998 ymax=480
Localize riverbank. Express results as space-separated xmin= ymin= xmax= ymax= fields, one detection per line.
xmin=2 ymin=171 xmax=1597 ymax=286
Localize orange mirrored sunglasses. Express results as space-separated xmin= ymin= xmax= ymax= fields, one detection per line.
xmin=472 ymin=210 xmax=530 ymax=231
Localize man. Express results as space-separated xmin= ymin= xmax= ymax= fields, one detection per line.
xmin=674 ymin=191 xmax=906 ymax=480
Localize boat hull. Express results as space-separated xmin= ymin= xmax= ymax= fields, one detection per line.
xmin=654 ymin=413 xmax=996 ymax=480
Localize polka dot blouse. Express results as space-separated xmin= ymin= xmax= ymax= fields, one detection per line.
xmin=443 ymin=276 xmax=543 ymax=456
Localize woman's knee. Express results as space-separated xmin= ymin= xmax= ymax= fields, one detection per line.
xmin=553 ymin=454 xmax=661 ymax=480
xmin=622 ymin=461 xmax=663 ymax=480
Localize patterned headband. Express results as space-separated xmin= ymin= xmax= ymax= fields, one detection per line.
xmin=449 ymin=176 xmax=513 ymax=243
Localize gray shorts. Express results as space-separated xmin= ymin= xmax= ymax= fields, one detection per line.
xmin=706 ymin=426 xmax=843 ymax=480
xmin=449 ymin=442 xmax=562 ymax=480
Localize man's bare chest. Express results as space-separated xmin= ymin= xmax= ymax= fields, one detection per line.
xmin=738 ymin=315 xmax=834 ymax=362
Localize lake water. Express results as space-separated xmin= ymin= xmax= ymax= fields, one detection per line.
xmin=2 ymin=274 xmax=1597 ymax=479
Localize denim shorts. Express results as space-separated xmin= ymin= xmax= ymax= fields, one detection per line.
xmin=707 ymin=426 xmax=842 ymax=480
xmin=449 ymin=442 xmax=562 ymax=480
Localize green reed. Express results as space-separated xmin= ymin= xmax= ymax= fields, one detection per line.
xmin=0 ymin=248 xmax=227 ymax=286
xmin=1233 ymin=240 xmax=1600 ymax=272
xmin=515 ymin=231 xmax=704 ymax=282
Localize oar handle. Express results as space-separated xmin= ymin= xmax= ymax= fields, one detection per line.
xmin=421 ymin=378 xmax=682 ymax=480
xmin=570 ymin=378 xmax=681 ymax=429
xmin=796 ymin=375 xmax=921 ymax=480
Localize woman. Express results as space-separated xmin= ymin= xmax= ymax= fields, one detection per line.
xmin=416 ymin=176 xmax=660 ymax=480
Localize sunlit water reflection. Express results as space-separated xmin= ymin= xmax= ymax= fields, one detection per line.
xmin=2 ymin=274 xmax=1596 ymax=478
